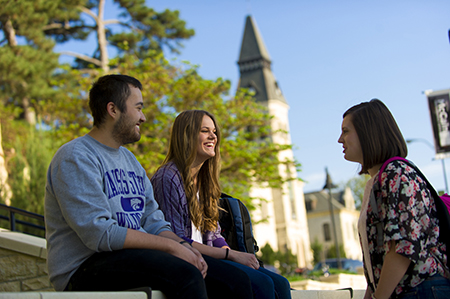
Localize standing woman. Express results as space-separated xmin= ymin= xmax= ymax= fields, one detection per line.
xmin=151 ymin=110 xmax=291 ymax=299
xmin=338 ymin=99 xmax=450 ymax=299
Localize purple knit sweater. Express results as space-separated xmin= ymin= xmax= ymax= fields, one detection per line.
xmin=151 ymin=162 xmax=228 ymax=248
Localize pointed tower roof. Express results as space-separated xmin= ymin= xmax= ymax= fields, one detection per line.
xmin=238 ymin=16 xmax=271 ymax=64
xmin=237 ymin=15 xmax=287 ymax=104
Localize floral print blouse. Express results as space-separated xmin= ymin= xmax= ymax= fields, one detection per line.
xmin=365 ymin=160 xmax=448 ymax=298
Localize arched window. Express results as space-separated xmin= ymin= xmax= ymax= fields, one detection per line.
xmin=323 ymin=223 xmax=331 ymax=241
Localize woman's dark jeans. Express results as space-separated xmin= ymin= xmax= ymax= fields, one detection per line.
xmin=222 ymin=259 xmax=292 ymax=299
xmin=399 ymin=274 xmax=450 ymax=299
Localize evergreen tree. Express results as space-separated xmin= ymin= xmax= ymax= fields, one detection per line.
xmin=0 ymin=0 xmax=65 ymax=123
xmin=43 ymin=0 xmax=195 ymax=71
xmin=0 ymin=0 xmax=73 ymax=207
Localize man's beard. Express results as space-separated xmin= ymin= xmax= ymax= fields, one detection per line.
xmin=112 ymin=114 xmax=141 ymax=145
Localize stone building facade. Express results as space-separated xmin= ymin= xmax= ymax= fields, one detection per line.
xmin=304 ymin=187 xmax=362 ymax=261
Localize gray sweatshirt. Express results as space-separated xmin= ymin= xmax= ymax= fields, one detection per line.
xmin=44 ymin=135 xmax=171 ymax=291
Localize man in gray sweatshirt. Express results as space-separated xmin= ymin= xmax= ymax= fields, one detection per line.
xmin=44 ymin=74 xmax=252 ymax=299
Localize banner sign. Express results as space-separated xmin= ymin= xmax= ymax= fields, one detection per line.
xmin=427 ymin=89 xmax=450 ymax=159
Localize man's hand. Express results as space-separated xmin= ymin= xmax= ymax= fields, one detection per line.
xmin=179 ymin=242 xmax=208 ymax=278
xmin=157 ymin=231 xmax=207 ymax=278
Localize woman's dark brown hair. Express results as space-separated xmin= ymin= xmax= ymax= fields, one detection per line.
xmin=343 ymin=99 xmax=407 ymax=174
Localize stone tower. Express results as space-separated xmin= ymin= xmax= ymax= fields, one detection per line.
xmin=237 ymin=15 xmax=312 ymax=268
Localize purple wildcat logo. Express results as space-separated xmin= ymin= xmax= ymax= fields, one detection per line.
xmin=121 ymin=196 xmax=144 ymax=212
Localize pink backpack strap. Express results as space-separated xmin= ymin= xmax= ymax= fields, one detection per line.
xmin=378 ymin=156 xmax=409 ymax=185
xmin=441 ymin=193 xmax=450 ymax=211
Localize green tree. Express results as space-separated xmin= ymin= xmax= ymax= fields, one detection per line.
xmin=326 ymin=244 xmax=347 ymax=259
xmin=345 ymin=174 xmax=370 ymax=209
xmin=258 ymin=243 xmax=298 ymax=275
xmin=6 ymin=124 xmax=55 ymax=215
xmin=310 ymin=238 xmax=323 ymax=265
xmin=259 ymin=243 xmax=277 ymax=266
xmin=0 ymin=0 xmax=71 ymax=123
xmin=43 ymin=0 xmax=195 ymax=71
xmin=0 ymin=0 xmax=83 ymax=208
xmin=277 ymin=248 xmax=298 ymax=275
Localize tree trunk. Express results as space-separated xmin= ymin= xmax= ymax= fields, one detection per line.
xmin=0 ymin=123 xmax=12 ymax=205
xmin=2 ymin=16 xmax=36 ymax=124
xmin=22 ymin=97 xmax=36 ymax=125
xmin=97 ymin=0 xmax=109 ymax=72
xmin=2 ymin=17 xmax=17 ymax=46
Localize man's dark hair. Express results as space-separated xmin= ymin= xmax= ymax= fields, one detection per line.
xmin=343 ymin=99 xmax=407 ymax=174
xmin=89 ymin=74 xmax=142 ymax=127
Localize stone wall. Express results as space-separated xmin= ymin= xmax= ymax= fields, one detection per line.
xmin=0 ymin=228 xmax=53 ymax=292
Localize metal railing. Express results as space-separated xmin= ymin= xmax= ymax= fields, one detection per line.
xmin=0 ymin=203 xmax=45 ymax=237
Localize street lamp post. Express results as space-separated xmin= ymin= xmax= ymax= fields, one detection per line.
xmin=323 ymin=167 xmax=342 ymax=269
xmin=406 ymin=138 xmax=449 ymax=194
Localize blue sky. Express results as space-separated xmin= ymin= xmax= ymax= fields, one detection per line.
xmin=56 ymin=0 xmax=450 ymax=193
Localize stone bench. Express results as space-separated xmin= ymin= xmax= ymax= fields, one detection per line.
xmin=0 ymin=228 xmax=365 ymax=298
xmin=0 ymin=291 xmax=152 ymax=298
xmin=0 ymin=289 xmax=364 ymax=298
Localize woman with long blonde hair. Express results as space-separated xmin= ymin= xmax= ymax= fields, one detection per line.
xmin=152 ymin=110 xmax=291 ymax=299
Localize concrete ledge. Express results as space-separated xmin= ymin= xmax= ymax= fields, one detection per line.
xmin=291 ymin=289 xmax=353 ymax=299
xmin=318 ymin=273 xmax=366 ymax=289
xmin=291 ymin=276 xmax=366 ymax=291
xmin=0 ymin=290 xmax=362 ymax=299
xmin=0 ymin=289 xmax=364 ymax=299
xmin=0 ymin=291 xmax=154 ymax=298
xmin=0 ymin=229 xmax=46 ymax=259
xmin=353 ymin=289 xmax=365 ymax=299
